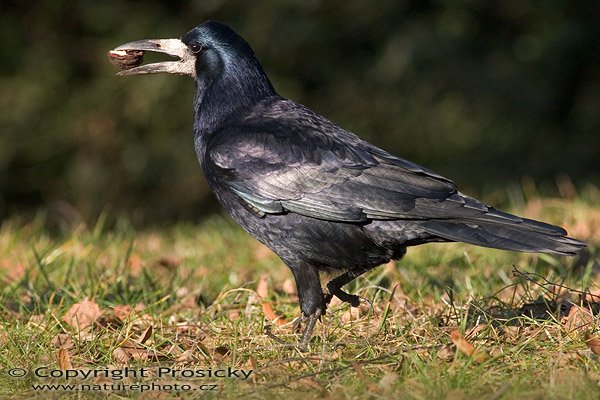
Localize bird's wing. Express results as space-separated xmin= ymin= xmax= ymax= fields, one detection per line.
xmin=206 ymin=112 xmax=474 ymax=223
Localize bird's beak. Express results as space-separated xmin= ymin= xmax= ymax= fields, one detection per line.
xmin=110 ymin=38 xmax=196 ymax=77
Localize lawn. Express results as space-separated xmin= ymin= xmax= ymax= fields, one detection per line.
xmin=1 ymin=188 xmax=599 ymax=399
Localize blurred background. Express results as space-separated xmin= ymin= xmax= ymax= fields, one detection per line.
xmin=1 ymin=0 xmax=598 ymax=227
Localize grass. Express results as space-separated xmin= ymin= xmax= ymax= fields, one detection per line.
xmin=0 ymin=187 xmax=599 ymax=399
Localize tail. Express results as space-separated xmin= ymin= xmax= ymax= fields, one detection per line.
xmin=418 ymin=197 xmax=586 ymax=256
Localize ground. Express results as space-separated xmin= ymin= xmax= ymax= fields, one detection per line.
xmin=1 ymin=188 xmax=599 ymax=399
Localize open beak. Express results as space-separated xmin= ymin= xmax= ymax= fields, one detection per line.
xmin=109 ymin=39 xmax=195 ymax=77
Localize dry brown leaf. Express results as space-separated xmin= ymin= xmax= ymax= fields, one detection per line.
xmin=257 ymin=274 xmax=269 ymax=298
xmin=127 ymin=253 xmax=143 ymax=277
xmin=295 ymin=377 xmax=322 ymax=390
xmin=58 ymin=347 xmax=72 ymax=370
xmin=112 ymin=347 xmax=131 ymax=364
xmin=51 ymin=333 xmax=74 ymax=349
xmin=63 ymin=299 xmax=101 ymax=331
xmin=282 ymin=278 xmax=297 ymax=296
xmin=352 ymin=362 xmax=366 ymax=379
xmin=119 ymin=339 xmax=151 ymax=362
xmin=138 ymin=326 xmax=153 ymax=344
xmin=502 ymin=326 xmax=521 ymax=341
xmin=175 ymin=349 xmax=196 ymax=363
xmin=257 ymin=274 xmax=287 ymax=326
xmin=248 ymin=356 xmax=258 ymax=371
xmin=340 ymin=302 xmax=371 ymax=323
xmin=341 ymin=307 xmax=360 ymax=323
xmin=157 ymin=256 xmax=181 ymax=269
xmin=557 ymin=352 xmax=580 ymax=367
xmin=113 ymin=305 xmax=132 ymax=321
xmin=163 ymin=343 xmax=184 ymax=358
xmin=563 ymin=305 xmax=594 ymax=336
xmin=130 ymin=314 xmax=155 ymax=330
xmin=214 ymin=346 xmax=231 ymax=357
xmin=585 ymin=333 xmax=600 ymax=355
xmin=0 ymin=259 xmax=26 ymax=283
xmin=450 ymin=330 xmax=486 ymax=362
xmin=437 ymin=345 xmax=455 ymax=362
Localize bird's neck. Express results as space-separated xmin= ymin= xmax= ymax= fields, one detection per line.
xmin=193 ymin=59 xmax=276 ymax=143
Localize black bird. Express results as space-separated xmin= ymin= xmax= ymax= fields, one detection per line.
xmin=111 ymin=21 xmax=586 ymax=350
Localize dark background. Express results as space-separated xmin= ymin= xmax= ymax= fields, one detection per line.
xmin=1 ymin=1 xmax=598 ymax=226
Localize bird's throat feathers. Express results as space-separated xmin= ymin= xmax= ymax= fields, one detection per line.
xmin=193 ymin=49 xmax=276 ymax=140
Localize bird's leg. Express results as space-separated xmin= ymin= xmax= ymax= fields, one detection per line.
xmin=324 ymin=270 xmax=368 ymax=307
xmin=287 ymin=262 xmax=326 ymax=351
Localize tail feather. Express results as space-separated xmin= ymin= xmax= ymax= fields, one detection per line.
xmin=421 ymin=219 xmax=586 ymax=256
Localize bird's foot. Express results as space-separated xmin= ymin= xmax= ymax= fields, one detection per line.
xmin=298 ymin=309 xmax=322 ymax=351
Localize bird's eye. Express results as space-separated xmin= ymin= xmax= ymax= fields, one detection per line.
xmin=189 ymin=43 xmax=203 ymax=54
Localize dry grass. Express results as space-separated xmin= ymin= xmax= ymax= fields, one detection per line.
xmin=1 ymin=188 xmax=599 ymax=399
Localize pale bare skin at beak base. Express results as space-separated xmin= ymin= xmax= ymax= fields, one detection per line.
xmin=109 ymin=38 xmax=195 ymax=77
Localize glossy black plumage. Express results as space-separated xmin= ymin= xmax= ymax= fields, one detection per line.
xmin=114 ymin=21 xmax=586 ymax=350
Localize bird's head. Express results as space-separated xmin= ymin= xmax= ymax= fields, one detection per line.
xmin=112 ymin=21 xmax=273 ymax=88
xmin=110 ymin=21 xmax=275 ymax=133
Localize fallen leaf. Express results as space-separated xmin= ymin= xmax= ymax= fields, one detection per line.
xmin=436 ymin=345 xmax=455 ymax=362
xmin=63 ymin=299 xmax=101 ymax=331
xmin=352 ymin=362 xmax=366 ymax=379
xmin=119 ymin=339 xmax=152 ymax=362
xmin=0 ymin=259 xmax=26 ymax=283
xmin=128 ymin=253 xmax=143 ymax=277
xmin=257 ymin=274 xmax=269 ymax=298
xmin=341 ymin=307 xmax=360 ymax=322
xmin=51 ymin=333 xmax=74 ymax=349
xmin=502 ymin=326 xmax=521 ymax=341
xmin=214 ymin=346 xmax=231 ymax=357
xmin=175 ymin=349 xmax=196 ymax=363
xmin=563 ymin=305 xmax=594 ymax=336
xmin=557 ymin=352 xmax=580 ymax=366
xmin=112 ymin=347 xmax=131 ymax=364
xmin=113 ymin=305 xmax=132 ymax=321
xmin=157 ymin=256 xmax=181 ymax=269
xmin=257 ymin=274 xmax=287 ymax=326
xmin=58 ymin=347 xmax=72 ymax=370
xmin=138 ymin=326 xmax=153 ymax=344
xmin=295 ymin=377 xmax=322 ymax=390
xmin=282 ymin=279 xmax=297 ymax=296
xmin=585 ymin=333 xmax=600 ymax=355
xmin=450 ymin=330 xmax=486 ymax=362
